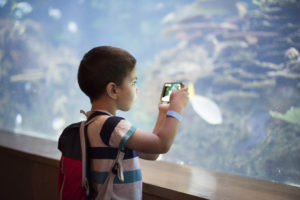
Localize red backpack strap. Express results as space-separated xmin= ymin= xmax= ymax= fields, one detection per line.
xmin=57 ymin=155 xmax=64 ymax=197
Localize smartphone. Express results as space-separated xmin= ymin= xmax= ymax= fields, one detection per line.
xmin=160 ymin=82 xmax=184 ymax=103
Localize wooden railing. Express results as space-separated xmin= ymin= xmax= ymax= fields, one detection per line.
xmin=0 ymin=129 xmax=299 ymax=200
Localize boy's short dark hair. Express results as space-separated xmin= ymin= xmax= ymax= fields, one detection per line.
xmin=78 ymin=46 xmax=136 ymax=102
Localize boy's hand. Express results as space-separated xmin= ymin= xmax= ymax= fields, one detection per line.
xmin=158 ymin=103 xmax=169 ymax=114
xmin=169 ymin=88 xmax=189 ymax=114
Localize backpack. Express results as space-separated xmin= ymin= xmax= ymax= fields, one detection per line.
xmin=58 ymin=111 xmax=125 ymax=200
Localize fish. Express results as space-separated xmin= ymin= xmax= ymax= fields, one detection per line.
xmin=10 ymin=70 xmax=44 ymax=82
xmin=270 ymin=107 xmax=300 ymax=126
xmin=284 ymin=47 xmax=299 ymax=60
xmin=12 ymin=2 xmax=33 ymax=19
xmin=0 ymin=0 xmax=7 ymax=7
xmin=68 ymin=21 xmax=78 ymax=33
xmin=48 ymin=7 xmax=62 ymax=20
xmin=15 ymin=113 xmax=22 ymax=126
xmin=52 ymin=117 xmax=66 ymax=131
xmin=188 ymin=82 xmax=222 ymax=125
xmin=236 ymin=2 xmax=248 ymax=17
xmin=162 ymin=12 xmax=175 ymax=24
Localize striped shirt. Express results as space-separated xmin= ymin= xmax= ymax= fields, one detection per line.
xmin=86 ymin=111 xmax=142 ymax=200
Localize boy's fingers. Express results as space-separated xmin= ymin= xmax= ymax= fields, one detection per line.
xmin=179 ymin=88 xmax=189 ymax=94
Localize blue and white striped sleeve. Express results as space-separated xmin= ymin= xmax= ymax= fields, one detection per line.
xmin=106 ymin=118 xmax=137 ymax=151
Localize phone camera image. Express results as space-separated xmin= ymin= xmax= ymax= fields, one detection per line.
xmin=161 ymin=82 xmax=183 ymax=103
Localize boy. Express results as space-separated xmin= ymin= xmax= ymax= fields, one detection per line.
xmin=58 ymin=46 xmax=189 ymax=200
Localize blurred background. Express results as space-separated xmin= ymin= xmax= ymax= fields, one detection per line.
xmin=0 ymin=0 xmax=299 ymax=187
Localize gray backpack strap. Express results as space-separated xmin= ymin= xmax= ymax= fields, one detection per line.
xmin=80 ymin=110 xmax=126 ymax=199
xmin=80 ymin=121 xmax=89 ymax=196
xmin=96 ymin=150 xmax=125 ymax=200
xmin=80 ymin=117 xmax=98 ymax=197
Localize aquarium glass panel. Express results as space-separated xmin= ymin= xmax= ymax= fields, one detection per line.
xmin=0 ymin=0 xmax=299 ymax=187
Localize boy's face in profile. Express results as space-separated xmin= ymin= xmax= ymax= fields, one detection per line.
xmin=116 ymin=66 xmax=138 ymax=111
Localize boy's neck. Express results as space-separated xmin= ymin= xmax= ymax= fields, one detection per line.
xmin=91 ymin=97 xmax=117 ymax=115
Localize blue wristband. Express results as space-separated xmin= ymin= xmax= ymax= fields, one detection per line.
xmin=166 ymin=110 xmax=183 ymax=122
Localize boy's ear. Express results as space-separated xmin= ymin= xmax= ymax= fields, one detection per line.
xmin=106 ymin=82 xmax=118 ymax=100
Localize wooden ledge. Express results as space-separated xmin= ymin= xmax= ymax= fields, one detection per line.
xmin=0 ymin=129 xmax=299 ymax=200
xmin=141 ymin=159 xmax=300 ymax=200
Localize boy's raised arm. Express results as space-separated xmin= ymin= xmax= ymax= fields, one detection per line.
xmin=138 ymin=103 xmax=169 ymax=160
xmin=125 ymin=88 xmax=189 ymax=154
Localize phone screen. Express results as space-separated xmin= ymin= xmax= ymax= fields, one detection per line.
xmin=161 ymin=82 xmax=182 ymax=103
